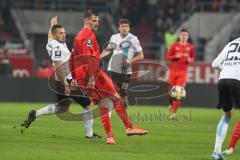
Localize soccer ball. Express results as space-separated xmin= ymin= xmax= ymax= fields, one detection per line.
xmin=169 ymin=86 xmax=186 ymax=101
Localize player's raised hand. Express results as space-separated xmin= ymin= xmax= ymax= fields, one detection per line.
xmin=50 ymin=16 xmax=58 ymax=27
xmin=48 ymin=16 xmax=57 ymax=41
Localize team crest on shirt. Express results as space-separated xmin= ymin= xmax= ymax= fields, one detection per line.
xmin=86 ymin=39 xmax=92 ymax=47
xmin=54 ymin=46 xmax=61 ymax=58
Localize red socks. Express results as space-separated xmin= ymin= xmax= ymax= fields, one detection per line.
xmin=99 ymin=105 xmax=113 ymax=138
xmin=99 ymin=97 xmax=132 ymax=138
xmin=229 ymin=122 xmax=240 ymax=149
xmin=112 ymin=98 xmax=133 ymax=129
xmin=172 ymin=100 xmax=181 ymax=114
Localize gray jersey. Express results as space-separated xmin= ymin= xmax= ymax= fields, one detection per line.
xmin=212 ymin=37 xmax=240 ymax=81
xmin=46 ymin=39 xmax=72 ymax=80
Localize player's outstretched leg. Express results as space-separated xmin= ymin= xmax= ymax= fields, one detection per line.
xmin=212 ymin=114 xmax=230 ymax=160
xmin=72 ymin=94 xmax=102 ymax=140
xmin=211 ymin=152 xmax=226 ymax=160
xmin=95 ymin=70 xmax=148 ymax=137
xmin=99 ymin=100 xmax=115 ymax=144
xmin=21 ymin=103 xmax=63 ymax=128
xmin=172 ymin=100 xmax=181 ymax=118
xmin=21 ymin=110 xmax=36 ymax=128
xmin=223 ymin=121 xmax=240 ymax=155
xmin=83 ymin=108 xmax=102 ymax=140
xmin=168 ymin=96 xmax=181 ymax=119
xmin=111 ymin=95 xmax=148 ymax=136
xmin=222 ymin=147 xmax=233 ymax=155
xmin=21 ymin=99 xmax=70 ymax=128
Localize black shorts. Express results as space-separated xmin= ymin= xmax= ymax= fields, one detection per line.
xmin=217 ymin=79 xmax=240 ymax=112
xmin=108 ymin=71 xmax=131 ymax=97
xmin=53 ymin=79 xmax=92 ymax=108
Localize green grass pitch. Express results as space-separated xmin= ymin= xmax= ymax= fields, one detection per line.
xmin=0 ymin=102 xmax=240 ymax=160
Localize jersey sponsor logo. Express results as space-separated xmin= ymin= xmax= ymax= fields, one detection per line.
xmin=86 ymin=39 xmax=92 ymax=47
xmin=54 ymin=48 xmax=62 ymax=58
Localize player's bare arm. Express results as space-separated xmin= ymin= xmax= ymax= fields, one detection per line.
xmin=48 ymin=16 xmax=58 ymax=42
xmin=123 ymin=51 xmax=144 ymax=65
xmin=100 ymin=47 xmax=112 ymax=59
xmin=54 ymin=61 xmax=71 ymax=96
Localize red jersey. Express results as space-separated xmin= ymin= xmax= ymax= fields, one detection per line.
xmin=166 ymin=42 xmax=195 ymax=71
xmin=72 ymin=28 xmax=100 ymax=57
xmin=70 ymin=28 xmax=101 ymax=79
xmin=70 ymin=28 xmax=119 ymax=100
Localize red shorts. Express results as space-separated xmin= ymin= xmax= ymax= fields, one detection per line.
xmin=169 ymin=70 xmax=187 ymax=86
xmin=74 ymin=66 xmax=118 ymax=100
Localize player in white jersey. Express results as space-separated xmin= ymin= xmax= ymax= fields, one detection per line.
xmin=211 ymin=37 xmax=240 ymax=160
xmin=100 ymin=18 xmax=144 ymax=111
xmin=21 ymin=16 xmax=101 ymax=139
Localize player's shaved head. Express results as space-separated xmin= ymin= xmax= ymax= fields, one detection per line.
xmin=51 ymin=24 xmax=63 ymax=34
xmin=84 ymin=10 xmax=98 ymax=19
xmin=51 ymin=24 xmax=66 ymax=43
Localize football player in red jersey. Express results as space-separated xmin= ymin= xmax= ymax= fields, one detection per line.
xmin=70 ymin=10 xmax=148 ymax=144
xmin=166 ymin=29 xmax=195 ymax=118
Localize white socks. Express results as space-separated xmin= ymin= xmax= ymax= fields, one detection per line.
xmin=35 ymin=104 xmax=94 ymax=137
xmin=82 ymin=109 xmax=93 ymax=137
xmin=36 ymin=104 xmax=58 ymax=117
xmin=214 ymin=115 xmax=231 ymax=154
